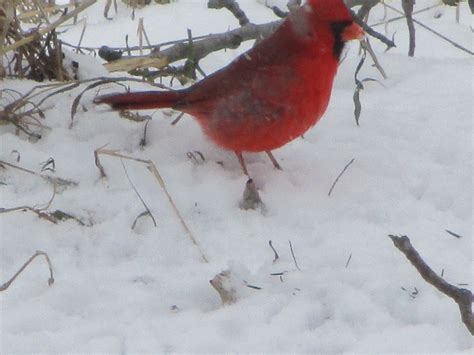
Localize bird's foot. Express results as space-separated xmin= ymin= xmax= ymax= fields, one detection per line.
xmin=235 ymin=151 xmax=249 ymax=176
xmin=235 ymin=151 xmax=282 ymax=175
xmin=265 ymin=151 xmax=282 ymax=170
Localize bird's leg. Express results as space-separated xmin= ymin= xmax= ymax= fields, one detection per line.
xmin=235 ymin=151 xmax=249 ymax=176
xmin=265 ymin=151 xmax=282 ymax=170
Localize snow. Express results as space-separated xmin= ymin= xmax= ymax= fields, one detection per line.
xmin=1 ymin=0 xmax=473 ymax=353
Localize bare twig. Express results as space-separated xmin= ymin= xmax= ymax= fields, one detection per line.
xmin=328 ymin=158 xmax=355 ymax=196
xmin=268 ymin=240 xmax=280 ymax=263
xmin=384 ymin=3 xmax=473 ymax=55
xmin=370 ymin=4 xmax=441 ymax=28
xmin=388 ymin=234 xmax=474 ymax=335
xmin=64 ymin=34 xmax=214 ymax=53
xmin=349 ymin=9 xmax=396 ymax=49
xmin=0 ymin=251 xmax=54 ymax=292
xmin=104 ymin=0 xmax=114 ymax=19
xmin=208 ymin=0 xmax=249 ymax=26
xmin=94 ymin=146 xmax=107 ymax=178
xmin=354 ymin=0 xmax=380 ymax=19
xmin=402 ymin=0 xmax=416 ymax=56
xmin=289 ymin=240 xmax=301 ymax=271
xmin=269 ymin=5 xmax=288 ymax=18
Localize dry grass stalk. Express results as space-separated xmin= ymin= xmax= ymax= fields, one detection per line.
xmin=1 ymin=0 xmax=93 ymax=81
xmin=0 ymin=251 xmax=54 ymax=292
xmin=328 ymin=158 xmax=355 ymax=196
xmin=93 ymin=147 xmax=209 ymax=263
xmin=120 ymin=159 xmax=158 ymax=229
xmin=0 ymin=175 xmax=58 ymax=224
xmin=0 ymin=89 xmax=49 ymax=138
xmin=1 ymin=0 xmax=96 ymax=56
xmin=0 ymin=159 xmax=78 ymax=189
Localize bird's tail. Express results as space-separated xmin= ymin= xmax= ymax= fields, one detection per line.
xmin=94 ymin=90 xmax=187 ymax=110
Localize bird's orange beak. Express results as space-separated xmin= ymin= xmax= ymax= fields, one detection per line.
xmin=342 ymin=22 xmax=364 ymax=41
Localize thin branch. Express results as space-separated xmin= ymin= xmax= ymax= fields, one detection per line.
xmin=63 ymin=34 xmax=214 ymax=53
xmin=384 ymin=3 xmax=473 ymax=55
xmin=389 ymin=234 xmax=473 ymax=335
xmin=354 ymin=0 xmax=380 ymax=19
xmin=269 ymin=6 xmax=288 ymax=18
xmin=402 ymin=0 xmax=416 ymax=56
xmin=349 ymin=9 xmax=396 ymax=49
xmin=208 ymin=0 xmax=249 ymax=26
xmin=369 ymin=3 xmax=441 ymax=27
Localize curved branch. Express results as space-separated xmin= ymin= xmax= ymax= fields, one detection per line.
xmin=389 ymin=235 xmax=473 ymax=335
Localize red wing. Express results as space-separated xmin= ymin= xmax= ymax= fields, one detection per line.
xmin=181 ymin=19 xmax=304 ymax=107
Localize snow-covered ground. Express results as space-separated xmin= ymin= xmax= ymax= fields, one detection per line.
xmin=1 ymin=0 xmax=472 ymax=352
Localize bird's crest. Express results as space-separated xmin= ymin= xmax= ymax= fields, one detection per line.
xmin=306 ymin=0 xmax=353 ymax=22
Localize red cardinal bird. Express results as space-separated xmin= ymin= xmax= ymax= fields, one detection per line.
xmin=95 ymin=0 xmax=363 ymax=174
